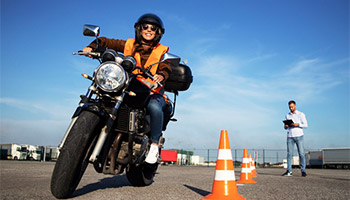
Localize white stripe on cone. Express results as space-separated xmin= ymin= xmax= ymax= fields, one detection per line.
xmin=217 ymin=149 xmax=233 ymax=160
xmin=251 ymin=161 xmax=256 ymax=170
xmin=241 ymin=168 xmax=251 ymax=173
xmin=214 ymin=170 xmax=236 ymax=181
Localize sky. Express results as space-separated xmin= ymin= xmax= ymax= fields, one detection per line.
xmin=1 ymin=0 xmax=349 ymax=151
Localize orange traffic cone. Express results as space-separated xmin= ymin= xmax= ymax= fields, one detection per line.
xmin=252 ymin=157 xmax=258 ymax=175
xmin=249 ymin=154 xmax=258 ymax=177
xmin=201 ymin=130 xmax=245 ymax=200
xmin=249 ymin=154 xmax=257 ymax=177
xmin=237 ymin=149 xmax=256 ymax=184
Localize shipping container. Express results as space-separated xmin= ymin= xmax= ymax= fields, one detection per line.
xmin=160 ymin=150 xmax=177 ymax=165
xmin=190 ymin=155 xmax=205 ymax=166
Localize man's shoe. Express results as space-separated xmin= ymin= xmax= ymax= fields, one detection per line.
xmin=145 ymin=144 xmax=159 ymax=164
xmin=302 ymin=172 xmax=307 ymax=177
xmin=282 ymin=170 xmax=293 ymax=176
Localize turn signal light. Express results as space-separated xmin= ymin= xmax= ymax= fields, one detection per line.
xmin=81 ymin=73 xmax=92 ymax=80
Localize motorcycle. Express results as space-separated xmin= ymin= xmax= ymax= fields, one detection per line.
xmin=50 ymin=24 xmax=192 ymax=199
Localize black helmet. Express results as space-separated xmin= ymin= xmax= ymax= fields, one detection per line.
xmin=134 ymin=13 xmax=165 ymax=34
xmin=134 ymin=13 xmax=165 ymax=46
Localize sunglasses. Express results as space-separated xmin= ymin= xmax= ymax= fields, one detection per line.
xmin=141 ymin=24 xmax=158 ymax=32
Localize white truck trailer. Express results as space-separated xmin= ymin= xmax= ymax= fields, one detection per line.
xmin=0 ymin=143 xmax=27 ymax=160
xmin=322 ymin=148 xmax=350 ymax=169
xmin=42 ymin=146 xmax=60 ymax=161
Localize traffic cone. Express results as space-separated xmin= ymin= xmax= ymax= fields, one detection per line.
xmin=201 ymin=130 xmax=245 ymax=200
xmin=237 ymin=149 xmax=256 ymax=184
xmin=252 ymin=157 xmax=258 ymax=174
xmin=249 ymin=154 xmax=257 ymax=178
xmin=249 ymin=154 xmax=257 ymax=177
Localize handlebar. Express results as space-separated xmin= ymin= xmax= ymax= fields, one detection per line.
xmin=74 ymin=52 xmax=163 ymax=88
xmin=72 ymin=51 xmax=101 ymax=57
xmin=145 ymin=71 xmax=163 ymax=88
xmin=135 ymin=66 xmax=163 ymax=88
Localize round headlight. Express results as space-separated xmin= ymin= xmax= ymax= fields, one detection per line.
xmin=121 ymin=56 xmax=136 ymax=72
xmin=95 ymin=62 xmax=126 ymax=92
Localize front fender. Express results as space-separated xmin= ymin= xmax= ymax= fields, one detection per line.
xmin=72 ymin=104 xmax=104 ymax=118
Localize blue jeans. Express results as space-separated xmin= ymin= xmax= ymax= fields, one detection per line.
xmin=287 ymin=136 xmax=306 ymax=172
xmin=146 ymin=94 xmax=166 ymax=143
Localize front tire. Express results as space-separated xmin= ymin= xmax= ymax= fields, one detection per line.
xmin=51 ymin=111 xmax=100 ymax=199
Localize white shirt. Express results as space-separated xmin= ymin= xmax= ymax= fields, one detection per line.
xmin=285 ymin=110 xmax=308 ymax=137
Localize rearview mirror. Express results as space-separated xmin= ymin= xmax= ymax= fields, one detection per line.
xmin=83 ymin=24 xmax=100 ymax=37
xmin=161 ymin=53 xmax=181 ymax=67
xmin=145 ymin=53 xmax=181 ymax=71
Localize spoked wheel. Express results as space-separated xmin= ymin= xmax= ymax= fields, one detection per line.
xmin=51 ymin=111 xmax=100 ymax=199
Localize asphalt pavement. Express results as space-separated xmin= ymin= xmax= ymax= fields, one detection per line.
xmin=0 ymin=160 xmax=349 ymax=200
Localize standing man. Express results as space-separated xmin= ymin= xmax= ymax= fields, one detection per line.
xmin=282 ymin=100 xmax=308 ymax=177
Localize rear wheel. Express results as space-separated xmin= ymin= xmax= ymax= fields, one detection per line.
xmin=126 ymin=148 xmax=160 ymax=186
xmin=51 ymin=111 xmax=100 ymax=199
xmin=126 ymin=163 xmax=159 ymax=186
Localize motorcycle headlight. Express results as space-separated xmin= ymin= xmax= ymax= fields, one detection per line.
xmin=95 ymin=62 xmax=126 ymax=92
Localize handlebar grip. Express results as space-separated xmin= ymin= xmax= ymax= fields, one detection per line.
xmin=134 ymin=66 xmax=164 ymax=87
xmin=72 ymin=51 xmax=101 ymax=57
xmin=145 ymin=71 xmax=163 ymax=87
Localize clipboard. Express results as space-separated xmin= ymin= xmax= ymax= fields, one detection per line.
xmin=283 ymin=119 xmax=294 ymax=126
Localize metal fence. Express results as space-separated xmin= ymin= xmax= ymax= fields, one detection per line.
xmin=172 ymin=148 xmax=321 ymax=167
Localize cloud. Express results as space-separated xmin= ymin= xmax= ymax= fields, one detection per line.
xmin=164 ymin=54 xmax=349 ymax=149
xmin=70 ymin=56 xmax=98 ymax=72
xmin=0 ymin=118 xmax=67 ymax=146
xmin=0 ymin=97 xmax=77 ymax=146
xmin=1 ymin=53 xmax=347 ymax=149
xmin=287 ymin=58 xmax=320 ymax=74
xmin=1 ymin=98 xmax=43 ymax=113
xmin=280 ymin=58 xmax=348 ymax=100
xmin=0 ymin=97 xmax=74 ymax=120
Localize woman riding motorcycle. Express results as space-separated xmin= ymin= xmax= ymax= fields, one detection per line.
xmin=82 ymin=13 xmax=171 ymax=164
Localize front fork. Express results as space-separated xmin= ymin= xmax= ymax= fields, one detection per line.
xmin=89 ymin=95 xmax=124 ymax=162
xmin=58 ymin=85 xmax=95 ymax=151
xmin=58 ymin=85 xmax=125 ymax=164
xmin=58 ymin=116 xmax=78 ymax=150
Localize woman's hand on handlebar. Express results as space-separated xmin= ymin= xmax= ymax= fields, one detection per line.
xmin=83 ymin=47 xmax=93 ymax=58
xmin=153 ymin=74 xmax=164 ymax=83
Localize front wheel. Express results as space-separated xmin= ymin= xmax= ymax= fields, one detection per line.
xmin=51 ymin=111 xmax=100 ymax=199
